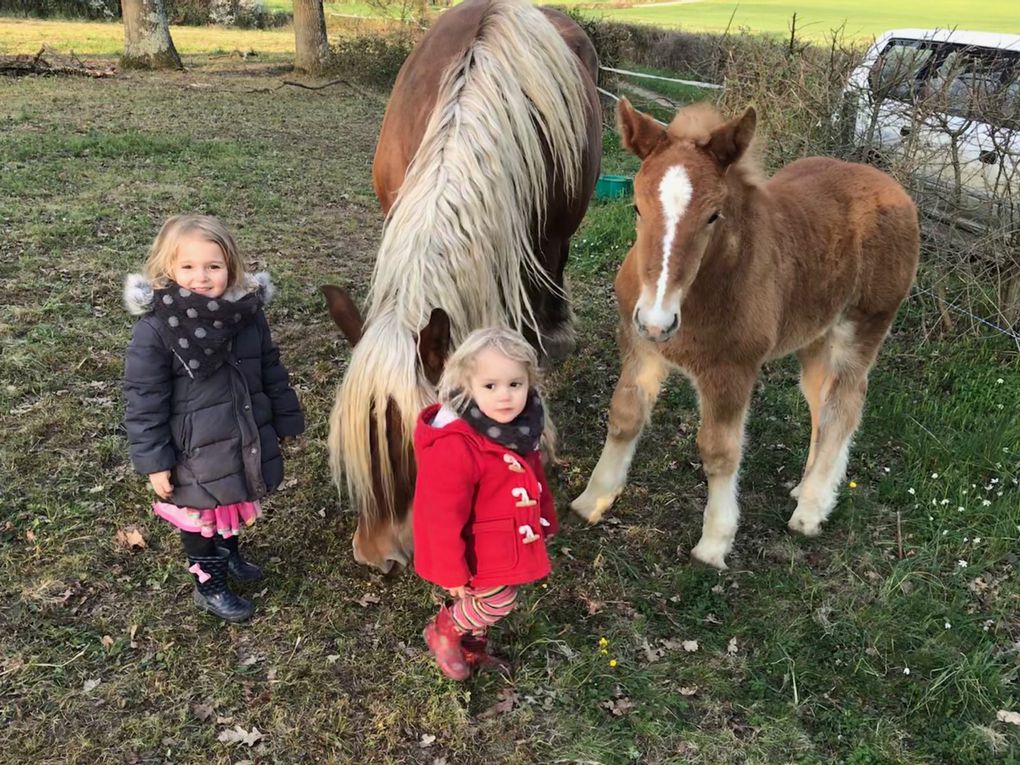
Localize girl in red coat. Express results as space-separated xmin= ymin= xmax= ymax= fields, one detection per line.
xmin=413 ymin=327 xmax=558 ymax=680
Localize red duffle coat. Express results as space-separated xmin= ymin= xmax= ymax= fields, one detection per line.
xmin=412 ymin=403 xmax=559 ymax=590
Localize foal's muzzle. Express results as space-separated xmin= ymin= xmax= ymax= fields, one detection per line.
xmin=633 ymin=306 xmax=679 ymax=342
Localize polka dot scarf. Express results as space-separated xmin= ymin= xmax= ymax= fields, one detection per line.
xmin=459 ymin=389 xmax=544 ymax=455
xmin=151 ymin=282 xmax=261 ymax=379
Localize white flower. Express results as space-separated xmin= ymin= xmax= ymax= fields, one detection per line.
xmin=957 ymin=559 xmax=968 ymax=567
xmin=903 ymin=667 xmax=911 ymax=675
xmin=991 ymin=478 xmax=999 ymax=484
xmin=974 ymin=537 xmax=981 ymax=545
xmin=996 ymin=378 xmax=1004 ymax=384
xmin=940 ymin=499 xmax=950 ymax=505
xmin=982 ymin=499 xmax=992 ymax=507
xmin=931 ymin=472 xmax=939 ymax=479
xmin=908 ymin=487 xmax=916 ymax=495
xmin=944 ymin=622 xmax=951 ymax=629
xmin=957 ymin=506 xmax=965 ymax=512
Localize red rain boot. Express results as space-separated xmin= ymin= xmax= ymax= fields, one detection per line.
xmin=461 ymin=634 xmax=511 ymax=673
xmin=423 ymin=607 xmax=471 ymax=681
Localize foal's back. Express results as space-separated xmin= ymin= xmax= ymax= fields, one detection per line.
xmin=748 ymin=156 xmax=920 ymax=359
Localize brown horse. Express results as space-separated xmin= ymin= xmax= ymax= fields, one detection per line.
xmin=323 ymin=0 xmax=601 ymax=572
xmin=572 ymin=99 xmax=919 ymax=569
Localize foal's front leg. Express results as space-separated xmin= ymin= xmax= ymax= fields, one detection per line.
xmin=690 ymin=369 xmax=756 ymax=570
xmin=571 ymin=327 xmax=669 ymax=523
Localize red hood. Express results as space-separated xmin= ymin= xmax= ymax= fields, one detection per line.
xmin=414 ymin=403 xmax=486 ymax=452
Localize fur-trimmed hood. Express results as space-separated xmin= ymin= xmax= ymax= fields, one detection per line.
xmin=123 ymin=271 xmax=276 ymax=316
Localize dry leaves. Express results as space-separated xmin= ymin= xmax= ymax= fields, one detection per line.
xmin=115 ymin=525 xmax=148 ymax=550
xmin=192 ymin=703 xmax=215 ymax=722
xmin=682 ymin=640 xmax=700 ymax=653
xmin=100 ymin=635 xmax=114 ymax=650
xmin=678 ymin=686 xmax=698 ymax=696
xmin=83 ymin=678 xmax=101 ymax=693
xmin=217 ymin=725 xmax=264 ymax=747
xmin=354 ymin=593 xmax=381 ymax=608
xmin=477 ymin=688 xmax=517 ymax=720
xmin=997 ymin=709 xmax=1020 ymax=726
xmin=727 ymin=637 xmax=739 ymax=655
xmin=418 ymin=733 xmax=436 ymax=748
xmin=600 ymin=696 xmax=636 ymax=716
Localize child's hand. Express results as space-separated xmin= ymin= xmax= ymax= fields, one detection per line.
xmin=446 ymin=585 xmax=469 ymax=600
xmin=148 ymin=470 xmax=173 ymax=499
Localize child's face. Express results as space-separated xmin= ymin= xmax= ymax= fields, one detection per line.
xmin=467 ymin=346 xmax=529 ymax=423
xmin=171 ymin=235 xmax=229 ymax=299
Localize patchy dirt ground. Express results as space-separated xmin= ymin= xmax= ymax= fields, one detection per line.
xmin=1 ymin=62 xmax=1018 ymax=765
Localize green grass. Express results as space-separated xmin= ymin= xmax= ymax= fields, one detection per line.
xmin=2 ymin=62 xmax=1019 ymax=764
xmin=589 ymin=0 xmax=1020 ymax=42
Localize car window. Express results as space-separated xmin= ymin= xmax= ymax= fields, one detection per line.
xmin=869 ymin=42 xmax=936 ymax=103
xmin=925 ymin=47 xmax=1020 ymax=128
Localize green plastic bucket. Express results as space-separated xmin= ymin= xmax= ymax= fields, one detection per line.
xmin=594 ymin=174 xmax=633 ymax=200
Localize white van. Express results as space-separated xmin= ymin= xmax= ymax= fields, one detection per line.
xmin=843 ymin=29 xmax=1020 ymax=234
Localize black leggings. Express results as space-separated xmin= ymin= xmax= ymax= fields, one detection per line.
xmin=180 ymin=530 xmax=242 ymax=557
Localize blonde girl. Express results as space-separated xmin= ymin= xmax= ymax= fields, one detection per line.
xmin=412 ymin=327 xmax=557 ymax=679
xmin=123 ymin=214 xmax=304 ymax=623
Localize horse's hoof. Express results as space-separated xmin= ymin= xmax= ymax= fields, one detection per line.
xmin=570 ymin=491 xmax=615 ymax=524
xmin=787 ymin=511 xmax=822 ymax=537
xmin=540 ymin=324 xmax=576 ymax=366
xmin=690 ymin=539 xmax=729 ymax=570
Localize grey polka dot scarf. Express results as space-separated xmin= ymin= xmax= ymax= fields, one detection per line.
xmin=459 ymin=389 xmax=544 ymax=455
xmin=151 ymin=282 xmax=261 ymax=379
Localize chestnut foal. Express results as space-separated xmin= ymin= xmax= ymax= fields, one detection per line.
xmin=572 ymin=100 xmax=919 ymax=569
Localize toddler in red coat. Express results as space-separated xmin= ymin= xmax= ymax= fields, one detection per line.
xmin=413 ymin=327 xmax=558 ymax=680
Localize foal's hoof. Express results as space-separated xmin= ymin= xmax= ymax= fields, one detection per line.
xmin=787 ymin=511 xmax=823 ymax=537
xmin=570 ymin=490 xmax=617 ymax=524
xmin=690 ymin=539 xmax=729 ymax=570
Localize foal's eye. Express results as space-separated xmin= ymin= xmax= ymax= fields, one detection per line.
xmin=707 ymin=211 xmax=721 ymax=224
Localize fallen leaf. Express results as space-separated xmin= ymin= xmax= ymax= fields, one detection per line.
xmin=326 ymin=654 xmax=341 ymax=664
xmin=998 ymin=710 xmax=1020 ymax=726
xmin=355 ymin=593 xmax=381 ymax=608
xmin=704 ymin=613 xmax=722 ymax=625
xmin=477 ymin=688 xmax=517 ymax=720
xmin=239 ymin=655 xmax=261 ymax=668
xmin=192 ymin=703 xmax=215 ymax=722
xmin=727 ymin=637 xmax=739 ymax=655
xmin=215 ymin=716 xmax=234 ymax=725
xmin=679 ymin=686 xmax=698 ymax=696
xmin=267 ymin=668 xmax=278 ymax=682
xmin=83 ymin=678 xmax=101 ymax=693
xmin=600 ymin=696 xmax=636 ymax=716
xmin=115 ymin=525 xmax=148 ymax=550
xmin=419 ymin=733 xmax=436 ymax=748
xmin=640 ymin=640 xmax=664 ymax=663
xmin=217 ymin=725 xmax=264 ymax=747
xmin=682 ymin=640 xmax=700 ymax=653
xmin=25 ymin=530 xmax=36 ymax=543
xmin=101 ymin=635 xmax=114 ymax=650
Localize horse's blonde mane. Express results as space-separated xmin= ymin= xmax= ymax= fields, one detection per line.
xmin=331 ymin=0 xmax=592 ymax=521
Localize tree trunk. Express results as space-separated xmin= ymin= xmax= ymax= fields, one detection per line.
xmin=120 ymin=0 xmax=182 ymax=70
xmin=293 ymin=0 xmax=331 ymax=75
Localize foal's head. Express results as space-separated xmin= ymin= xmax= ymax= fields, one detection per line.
xmin=322 ymin=285 xmax=451 ymax=573
xmin=617 ymin=99 xmax=758 ymax=343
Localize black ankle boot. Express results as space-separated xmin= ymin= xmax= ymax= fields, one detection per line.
xmin=188 ymin=549 xmax=254 ymax=623
xmin=216 ymin=536 xmax=263 ymax=582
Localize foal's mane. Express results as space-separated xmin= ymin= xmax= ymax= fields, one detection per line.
xmin=330 ymin=0 xmax=592 ymax=523
xmin=668 ymin=102 xmax=765 ymax=188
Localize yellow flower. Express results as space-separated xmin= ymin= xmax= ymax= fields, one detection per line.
xmin=608 ymin=659 xmax=618 ymax=668
xmin=848 ymin=481 xmax=858 ymax=489
xmin=600 ymin=649 xmax=608 ymax=655
xmin=598 ymin=637 xmax=609 ymax=648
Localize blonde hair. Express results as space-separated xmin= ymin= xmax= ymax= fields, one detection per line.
xmin=437 ymin=326 xmax=540 ymax=411
xmin=143 ymin=214 xmax=246 ymax=288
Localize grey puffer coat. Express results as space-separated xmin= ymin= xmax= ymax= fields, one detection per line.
xmin=122 ymin=272 xmax=304 ymax=509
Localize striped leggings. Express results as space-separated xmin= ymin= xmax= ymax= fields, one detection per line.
xmin=448 ymin=585 xmax=519 ymax=636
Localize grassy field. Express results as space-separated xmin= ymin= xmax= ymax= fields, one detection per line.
xmin=593 ymin=0 xmax=1020 ymax=42
xmin=2 ymin=62 xmax=1019 ymax=765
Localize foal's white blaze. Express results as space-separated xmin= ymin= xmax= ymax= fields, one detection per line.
xmin=641 ymin=164 xmax=693 ymax=327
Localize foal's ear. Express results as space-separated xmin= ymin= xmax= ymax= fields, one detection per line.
xmin=701 ymin=106 xmax=756 ymax=168
xmin=418 ymin=307 xmax=451 ymax=385
xmin=617 ymin=98 xmax=665 ymax=159
xmin=321 ymin=284 xmax=364 ymax=347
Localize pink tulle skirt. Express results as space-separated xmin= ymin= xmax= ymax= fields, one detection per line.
xmin=153 ymin=501 xmax=262 ymax=539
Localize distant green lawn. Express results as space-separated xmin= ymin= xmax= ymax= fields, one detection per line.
xmin=590 ymin=0 xmax=1020 ymax=42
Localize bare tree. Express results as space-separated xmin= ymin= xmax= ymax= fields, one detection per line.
xmin=120 ymin=0 xmax=182 ymax=70
xmin=294 ymin=0 xmax=331 ymax=75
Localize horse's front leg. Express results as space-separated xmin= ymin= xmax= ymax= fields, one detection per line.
xmin=690 ymin=368 xmax=756 ymax=570
xmin=571 ymin=324 xmax=669 ymax=523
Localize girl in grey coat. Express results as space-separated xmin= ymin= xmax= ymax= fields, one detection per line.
xmin=123 ymin=215 xmax=304 ymax=622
